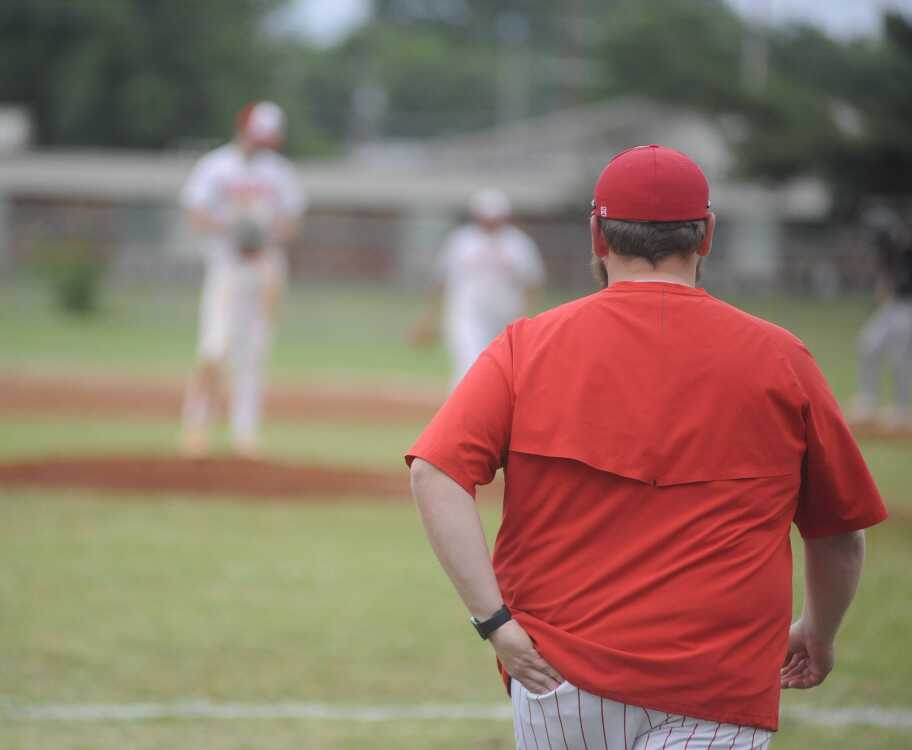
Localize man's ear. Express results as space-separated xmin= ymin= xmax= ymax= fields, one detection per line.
xmin=697 ymin=212 xmax=715 ymax=257
xmin=591 ymin=214 xmax=609 ymax=258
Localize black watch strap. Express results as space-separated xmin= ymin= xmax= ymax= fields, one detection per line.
xmin=470 ymin=605 xmax=512 ymax=640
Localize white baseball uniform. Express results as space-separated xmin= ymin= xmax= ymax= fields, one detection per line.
xmin=437 ymin=222 xmax=545 ymax=386
xmin=181 ymin=142 xmax=304 ymax=444
xmin=510 ymin=680 xmax=773 ymax=750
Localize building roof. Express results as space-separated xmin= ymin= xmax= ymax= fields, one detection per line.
xmin=0 ymin=98 xmax=829 ymax=219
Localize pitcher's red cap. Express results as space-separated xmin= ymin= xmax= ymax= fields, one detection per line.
xmin=236 ymin=101 xmax=285 ymax=148
xmin=593 ymin=145 xmax=710 ymax=222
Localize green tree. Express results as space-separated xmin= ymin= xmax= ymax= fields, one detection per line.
xmin=4 ymin=0 xmax=910 ymax=203
xmin=0 ymin=0 xmax=283 ymax=148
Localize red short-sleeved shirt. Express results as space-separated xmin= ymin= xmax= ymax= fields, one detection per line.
xmin=406 ymin=281 xmax=887 ymax=731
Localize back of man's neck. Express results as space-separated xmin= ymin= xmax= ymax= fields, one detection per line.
xmin=609 ymin=271 xmax=696 ymax=287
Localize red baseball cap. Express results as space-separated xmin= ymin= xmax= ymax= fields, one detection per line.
xmin=593 ymin=145 xmax=710 ymax=222
xmin=236 ymin=101 xmax=286 ymax=148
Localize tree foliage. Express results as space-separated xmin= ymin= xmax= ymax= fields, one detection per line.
xmin=1 ymin=0 xmax=910 ymax=202
xmin=364 ymin=0 xmax=912 ymax=200
xmin=0 ymin=0 xmax=282 ymax=148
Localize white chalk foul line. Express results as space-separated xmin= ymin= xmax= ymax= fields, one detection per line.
xmin=1 ymin=700 xmax=910 ymax=729
xmin=1 ymin=701 xmax=513 ymax=723
xmin=783 ymin=705 xmax=912 ymax=729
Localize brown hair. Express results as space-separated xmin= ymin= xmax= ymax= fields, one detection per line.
xmin=598 ymin=218 xmax=706 ymax=268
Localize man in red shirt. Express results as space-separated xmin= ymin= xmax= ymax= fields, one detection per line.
xmin=407 ymin=145 xmax=887 ymax=749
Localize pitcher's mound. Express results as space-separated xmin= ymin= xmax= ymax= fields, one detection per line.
xmin=0 ymin=372 xmax=441 ymax=423
xmin=0 ymin=455 xmax=410 ymax=501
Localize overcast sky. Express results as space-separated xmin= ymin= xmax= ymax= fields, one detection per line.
xmin=278 ymin=0 xmax=912 ymax=46
xmin=729 ymin=0 xmax=912 ymax=38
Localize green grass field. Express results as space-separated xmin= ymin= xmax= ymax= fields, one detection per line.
xmin=1 ymin=278 xmax=909 ymax=749
xmin=0 ymin=279 xmax=451 ymax=384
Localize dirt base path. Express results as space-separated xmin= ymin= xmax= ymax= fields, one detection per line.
xmin=1 ymin=371 xmax=904 ymax=503
xmin=0 ymin=372 xmax=441 ymax=423
xmin=0 ymin=455 xmax=413 ymax=501
xmin=0 ymin=373 xmax=507 ymax=502
xmin=4 ymin=372 xmax=910 ymax=440
xmin=848 ymin=422 xmax=912 ymax=442
xmin=0 ymin=454 xmax=506 ymax=502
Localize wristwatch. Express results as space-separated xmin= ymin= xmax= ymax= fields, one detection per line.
xmin=470 ymin=604 xmax=512 ymax=640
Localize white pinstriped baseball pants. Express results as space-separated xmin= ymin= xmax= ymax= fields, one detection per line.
xmin=510 ymin=680 xmax=773 ymax=750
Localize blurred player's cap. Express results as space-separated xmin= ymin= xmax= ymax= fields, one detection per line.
xmin=469 ymin=189 xmax=511 ymax=221
xmin=237 ymin=101 xmax=286 ymax=148
xmin=593 ymin=145 xmax=710 ymax=222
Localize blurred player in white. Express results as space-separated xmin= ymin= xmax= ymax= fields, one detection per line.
xmin=412 ymin=189 xmax=546 ymax=387
xmin=180 ymin=101 xmax=305 ymax=456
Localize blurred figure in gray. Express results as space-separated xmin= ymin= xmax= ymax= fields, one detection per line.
xmin=851 ymin=206 xmax=912 ymax=431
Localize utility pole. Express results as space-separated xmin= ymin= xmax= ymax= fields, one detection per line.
xmin=740 ymin=0 xmax=771 ymax=93
xmin=494 ymin=12 xmax=532 ymax=126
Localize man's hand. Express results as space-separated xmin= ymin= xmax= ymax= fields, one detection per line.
xmin=489 ymin=620 xmax=563 ymax=694
xmin=780 ymin=618 xmax=835 ymax=689
xmin=188 ymin=208 xmax=230 ymax=235
xmin=783 ymin=531 xmax=865 ymax=690
xmin=410 ymin=461 xmax=562 ymax=694
xmin=269 ymin=216 xmax=298 ymax=246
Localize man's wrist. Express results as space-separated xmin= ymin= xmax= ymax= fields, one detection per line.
xmin=471 ymin=604 xmax=506 ymax=621
xmin=470 ymin=604 xmax=512 ymax=640
xmin=799 ymin=614 xmax=837 ymax=646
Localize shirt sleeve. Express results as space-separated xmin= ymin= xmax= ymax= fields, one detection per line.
xmin=786 ymin=340 xmax=888 ymax=538
xmin=405 ymin=328 xmax=515 ymax=497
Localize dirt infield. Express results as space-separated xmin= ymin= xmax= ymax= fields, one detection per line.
xmin=0 ymin=455 xmax=509 ymax=502
xmin=848 ymin=422 xmax=912 ymax=442
xmin=0 ymin=372 xmax=441 ymax=423
xmin=1 ymin=371 xmax=905 ymax=502
xmin=4 ymin=371 xmax=910 ymax=440
xmin=0 ymin=372 xmax=506 ymax=501
xmin=0 ymin=455 xmax=411 ymax=500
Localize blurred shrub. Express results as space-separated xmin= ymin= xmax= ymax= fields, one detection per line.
xmin=30 ymin=242 xmax=106 ymax=315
